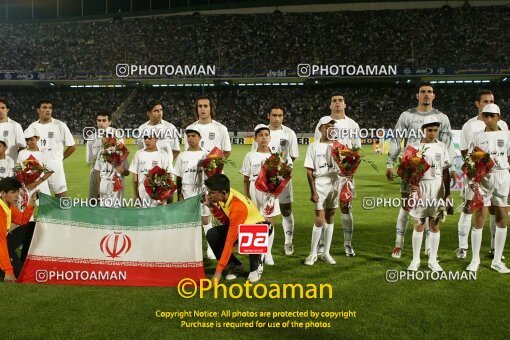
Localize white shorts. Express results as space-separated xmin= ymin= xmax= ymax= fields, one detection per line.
xmin=182 ymin=184 xmax=210 ymax=217
xmin=249 ymin=182 xmax=281 ymax=218
xmin=409 ymin=179 xmax=444 ymax=219
xmin=47 ymin=162 xmax=67 ymax=194
xmin=479 ymin=171 xmax=510 ymax=207
xmin=278 ymin=180 xmax=293 ymax=205
xmin=461 ymin=174 xmax=473 ymax=200
xmin=314 ymin=177 xmax=340 ymax=210
xmin=99 ymin=176 xmax=125 ymax=207
xmin=89 ymin=169 xmax=99 ymax=199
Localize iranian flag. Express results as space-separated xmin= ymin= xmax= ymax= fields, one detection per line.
xmin=18 ymin=194 xmax=206 ymax=286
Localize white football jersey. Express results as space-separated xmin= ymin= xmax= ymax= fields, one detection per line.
xmin=252 ymin=125 xmax=299 ymax=161
xmin=137 ymin=120 xmax=181 ymax=155
xmin=473 ymin=130 xmax=510 ymax=170
xmin=304 ymin=142 xmax=339 ymax=180
xmin=173 ymin=150 xmax=207 ymax=186
xmin=413 ymin=141 xmax=450 ymax=180
xmin=0 ymin=157 xmax=14 ymax=179
xmin=314 ymin=115 xmax=361 ymax=149
xmin=185 ymin=120 xmax=231 ymax=154
xmin=129 ymin=149 xmax=173 ymax=186
xmin=240 ymin=151 xmax=272 ymax=182
xmin=26 ymin=118 xmax=75 ymax=163
xmin=0 ymin=118 xmax=26 ymax=161
xmin=460 ymin=116 xmax=508 ymax=152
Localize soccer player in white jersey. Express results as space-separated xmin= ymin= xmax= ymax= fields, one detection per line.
xmin=0 ymin=140 xmax=14 ymax=179
xmin=314 ymin=95 xmax=361 ymax=257
xmin=129 ymin=130 xmax=173 ymax=208
xmin=0 ymin=98 xmax=26 ymax=162
xmin=86 ymin=111 xmax=112 ymax=199
xmin=26 ymin=100 xmax=76 ymax=197
xmin=457 ymin=90 xmax=508 ymax=260
xmin=386 ymin=83 xmax=456 ymax=259
xmin=251 ymin=105 xmax=299 ymax=255
xmin=241 ymin=124 xmax=286 ymax=266
xmin=17 ymin=128 xmax=54 ymax=197
xmin=407 ymin=116 xmax=451 ymax=272
xmin=186 ymin=96 xmax=231 ymax=157
xmin=137 ymin=101 xmax=180 ymax=160
xmin=467 ymin=104 xmax=510 ymax=273
xmin=173 ymin=125 xmax=215 ymax=260
xmin=303 ymin=117 xmax=343 ymax=265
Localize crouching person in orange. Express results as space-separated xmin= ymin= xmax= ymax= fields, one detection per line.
xmin=204 ymin=174 xmax=272 ymax=284
xmin=0 ymin=177 xmax=38 ymax=283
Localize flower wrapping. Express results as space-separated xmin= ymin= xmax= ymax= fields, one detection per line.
xmin=396 ymin=145 xmax=431 ymax=210
xmin=461 ymin=146 xmax=495 ymax=211
xmin=143 ymin=166 xmax=177 ymax=201
xmin=331 ymin=142 xmax=361 ymax=204
xmin=101 ymin=137 xmax=130 ymax=192
xmin=14 ymin=154 xmax=50 ymax=186
xmin=198 ymin=146 xmax=234 ymax=178
xmin=254 ymin=153 xmax=292 ymax=215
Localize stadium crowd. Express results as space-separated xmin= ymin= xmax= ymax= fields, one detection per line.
xmin=0 ymin=6 xmax=508 ymax=75
xmin=2 ymin=86 xmax=510 ymax=134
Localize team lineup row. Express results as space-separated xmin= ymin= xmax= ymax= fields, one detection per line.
xmin=0 ymin=83 xmax=509 ymax=283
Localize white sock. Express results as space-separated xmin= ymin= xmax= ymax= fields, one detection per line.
xmin=458 ymin=212 xmax=472 ymax=249
xmin=324 ymin=223 xmax=334 ymax=256
xmin=267 ymin=224 xmax=275 ymax=256
xmin=412 ymin=230 xmax=423 ymax=263
xmin=471 ymin=228 xmax=483 ymax=263
xmin=282 ymin=214 xmax=294 ymax=244
xmin=311 ymin=225 xmax=322 ymax=255
xmin=319 ymin=228 xmax=325 ymax=247
xmin=493 ymin=227 xmax=507 ymax=264
xmin=429 ymin=231 xmax=440 ymax=263
xmin=424 ymin=218 xmax=430 ymax=252
xmin=490 ymin=215 xmax=496 ymax=249
xmin=395 ymin=208 xmax=409 ymax=248
xmin=342 ymin=212 xmax=353 ymax=246
xmin=203 ymin=223 xmax=213 ymax=248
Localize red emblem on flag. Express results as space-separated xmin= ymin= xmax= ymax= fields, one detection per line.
xmin=100 ymin=232 xmax=132 ymax=258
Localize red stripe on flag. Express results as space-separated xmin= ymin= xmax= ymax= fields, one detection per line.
xmin=18 ymin=259 xmax=206 ymax=287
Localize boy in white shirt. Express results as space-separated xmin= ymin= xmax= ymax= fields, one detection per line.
xmin=303 ymin=117 xmax=341 ymax=265
xmin=407 ymin=116 xmax=451 ymax=272
xmin=240 ymin=124 xmax=283 ymax=266
xmin=0 ymin=140 xmax=14 ymax=179
xmin=467 ymin=104 xmax=510 ymax=273
xmin=173 ymin=125 xmax=215 ymax=260
xmin=129 ymin=130 xmax=173 ymax=208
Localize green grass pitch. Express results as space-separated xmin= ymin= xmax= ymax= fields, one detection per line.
xmin=2 ymin=144 xmax=507 ymax=339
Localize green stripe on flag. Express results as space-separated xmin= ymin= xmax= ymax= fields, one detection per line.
xmin=38 ymin=193 xmax=202 ymax=228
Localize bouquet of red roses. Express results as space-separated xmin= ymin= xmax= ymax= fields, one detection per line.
xmin=143 ymin=166 xmax=177 ymax=202
xmin=461 ymin=146 xmax=495 ymax=211
xmin=255 ymin=153 xmax=292 ymax=216
xmin=331 ymin=142 xmax=375 ymax=204
xmin=198 ymin=146 xmax=235 ymax=178
xmin=101 ymin=137 xmax=130 ymax=192
xmin=14 ymin=155 xmax=50 ymax=186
